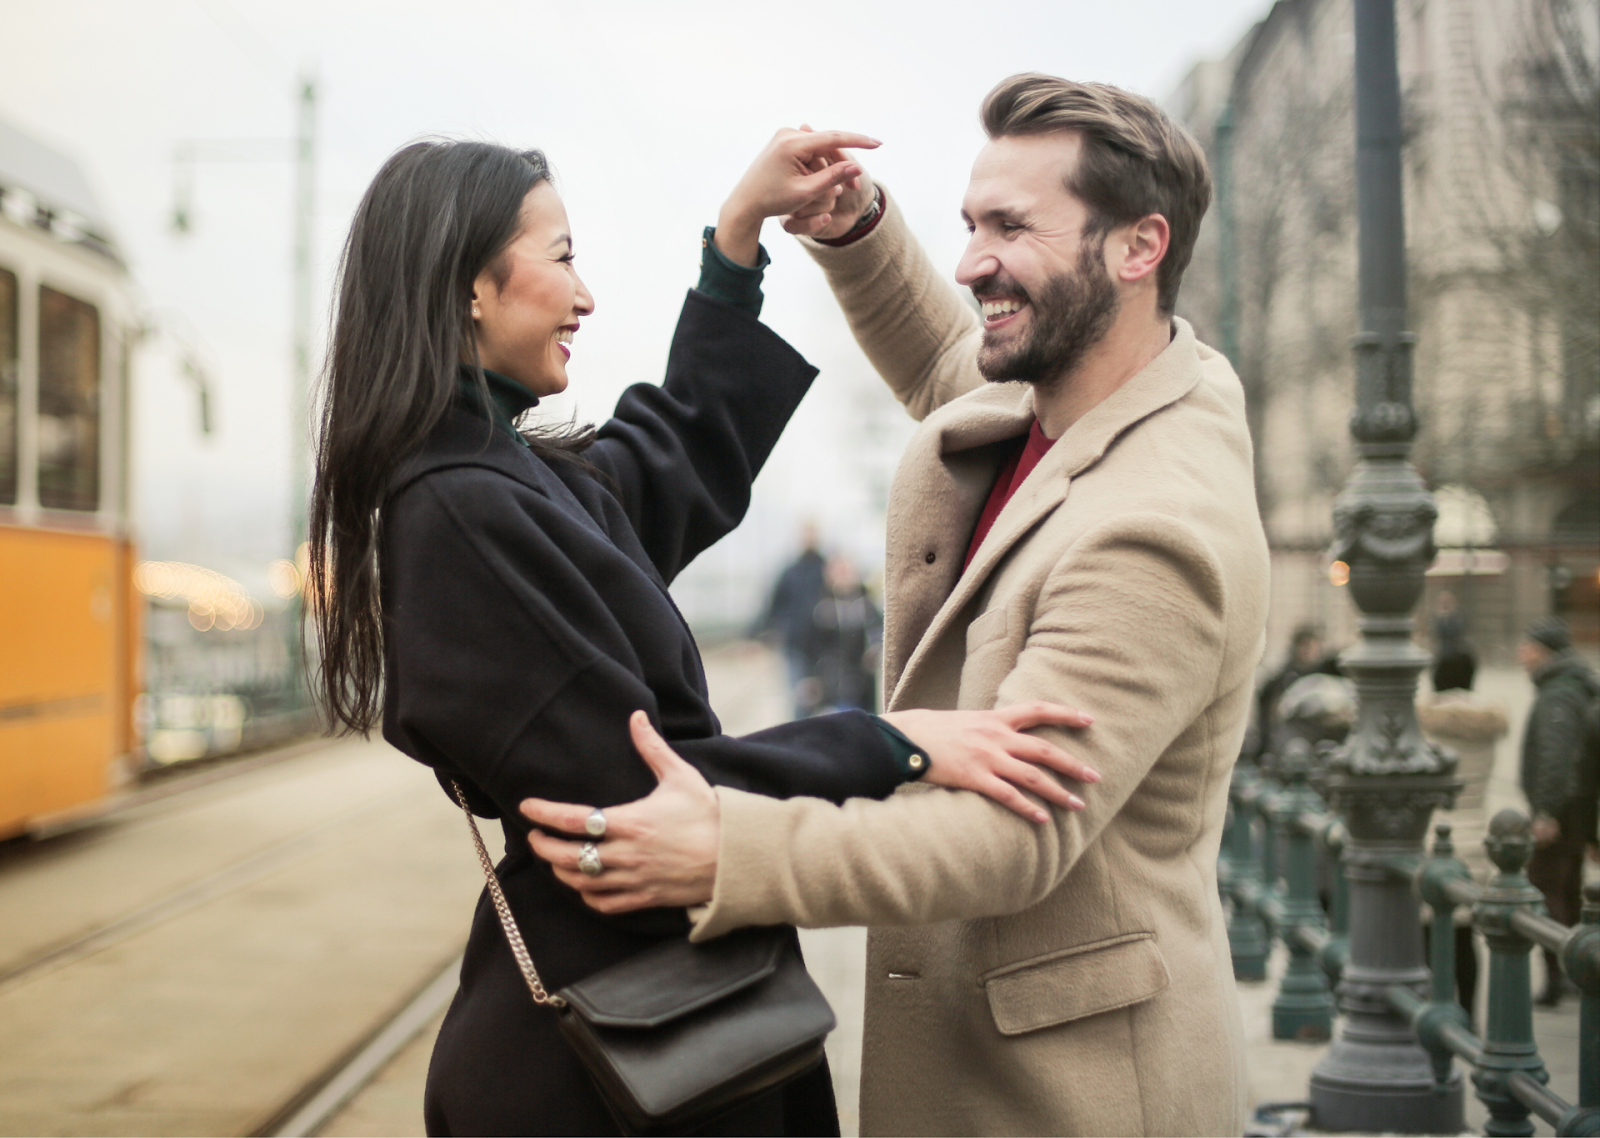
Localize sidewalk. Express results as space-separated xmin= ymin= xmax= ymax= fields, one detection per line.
xmin=318 ymin=649 xmax=1591 ymax=1137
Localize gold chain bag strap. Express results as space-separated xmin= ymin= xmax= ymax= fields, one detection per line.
xmin=450 ymin=779 xmax=564 ymax=1007
xmin=447 ymin=779 xmax=835 ymax=1134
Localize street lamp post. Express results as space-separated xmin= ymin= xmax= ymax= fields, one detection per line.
xmin=1307 ymin=0 xmax=1465 ymax=1131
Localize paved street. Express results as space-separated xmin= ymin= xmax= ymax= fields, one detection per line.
xmin=0 ymin=644 xmax=1588 ymax=1137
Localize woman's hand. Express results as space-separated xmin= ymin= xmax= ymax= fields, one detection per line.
xmin=521 ymin=711 xmax=719 ymax=915
xmin=881 ymin=702 xmax=1100 ymax=824
xmin=716 ymin=128 xmax=880 ymax=267
xmin=780 ymin=125 xmax=878 ymax=242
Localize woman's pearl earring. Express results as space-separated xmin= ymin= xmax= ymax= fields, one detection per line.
xmin=472 ymin=307 xmax=481 ymax=319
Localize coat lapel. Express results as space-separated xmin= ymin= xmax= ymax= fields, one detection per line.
xmin=886 ymin=319 xmax=1207 ymax=709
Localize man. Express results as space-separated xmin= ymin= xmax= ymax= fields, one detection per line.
xmin=1517 ymin=616 xmax=1600 ymax=1005
xmin=755 ymin=521 xmax=828 ymax=717
xmin=526 ymin=75 xmax=1268 ymax=1136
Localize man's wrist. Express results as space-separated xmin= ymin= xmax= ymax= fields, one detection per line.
xmin=816 ymin=184 xmax=885 ymax=247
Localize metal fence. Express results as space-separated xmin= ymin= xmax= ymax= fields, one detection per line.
xmin=1221 ymin=753 xmax=1600 ymax=1135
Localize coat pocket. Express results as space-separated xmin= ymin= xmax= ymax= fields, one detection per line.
xmin=981 ymin=933 xmax=1170 ymax=1036
xmin=965 ymin=605 xmax=1010 ymax=652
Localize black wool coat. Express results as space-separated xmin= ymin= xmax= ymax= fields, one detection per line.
xmin=380 ymin=292 xmax=904 ymax=1137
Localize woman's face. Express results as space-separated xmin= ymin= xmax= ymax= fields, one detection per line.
xmin=472 ymin=182 xmax=594 ymax=397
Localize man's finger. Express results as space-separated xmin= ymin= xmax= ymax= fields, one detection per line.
xmin=794 ymin=163 xmax=861 ymax=200
xmin=780 ymin=213 xmax=833 ymax=236
xmin=628 ymin=710 xmax=696 ymax=784
xmin=520 ymin=796 xmax=598 ymax=834
xmin=586 ymin=890 xmax=655 ymax=915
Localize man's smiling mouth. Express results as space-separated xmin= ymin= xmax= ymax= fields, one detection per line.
xmin=980 ymin=297 xmax=1027 ymax=328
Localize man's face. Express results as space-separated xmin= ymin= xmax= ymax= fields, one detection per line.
xmin=1517 ymin=638 xmax=1550 ymax=675
xmin=957 ymin=133 xmax=1120 ymax=386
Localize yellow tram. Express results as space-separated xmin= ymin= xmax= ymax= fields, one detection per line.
xmin=0 ymin=118 xmax=141 ymax=838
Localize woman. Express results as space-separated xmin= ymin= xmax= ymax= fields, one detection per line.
xmin=311 ymin=133 xmax=1095 ymax=1136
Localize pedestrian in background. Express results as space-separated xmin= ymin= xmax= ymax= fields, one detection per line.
xmin=1257 ymin=624 xmax=1341 ymax=766
xmin=797 ymin=555 xmax=882 ymax=715
xmin=1417 ymin=636 xmax=1507 ymax=1026
xmin=755 ymin=522 xmax=827 ymax=718
xmin=1430 ymin=590 xmax=1476 ymax=693
xmin=1516 ymin=616 xmax=1600 ymax=1006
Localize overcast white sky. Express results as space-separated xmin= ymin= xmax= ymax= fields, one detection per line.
xmin=1 ymin=0 xmax=1272 ymax=621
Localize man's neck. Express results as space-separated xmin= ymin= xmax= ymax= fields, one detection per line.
xmin=1031 ymin=311 xmax=1173 ymax=439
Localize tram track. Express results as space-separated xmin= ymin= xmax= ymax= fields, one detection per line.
xmin=0 ymin=733 xmax=483 ymax=1137
xmin=0 ymin=782 xmax=421 ymax=995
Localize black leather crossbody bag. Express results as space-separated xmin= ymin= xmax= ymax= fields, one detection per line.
xmin=451 ymin=782 xmax=836 ymax=1134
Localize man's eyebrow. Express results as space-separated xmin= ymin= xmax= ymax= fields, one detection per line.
xmin=965 ymin=205 xmax=1027 ymax=225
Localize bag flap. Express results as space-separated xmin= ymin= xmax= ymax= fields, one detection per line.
xmin=982 ymin=933 xmax=1169 ymax=1036
xmin=559 ymin=927 xmax=784 ymax=1029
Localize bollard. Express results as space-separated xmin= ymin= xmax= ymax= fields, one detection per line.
xmin=1473 ymin=810 xmax=1551 ymax=1138
xmin=1415 ymin=822 xmax=1475 ymax=1087
xmin=1270 ymin=742 xmax=1335 ymax=1041
xmin=1226 ymin=760 xmax=1270 ymax=981
xmin=1573 ymin=881 xmax=1599 ymax=1117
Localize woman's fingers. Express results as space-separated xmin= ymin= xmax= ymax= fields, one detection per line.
xmin=998 ymin=700 xmax=1094 ymax=731
xmin=789 ymin=130 xmax=880 ymax=157
xmin=1007 ymin=732 xmax=1101 ymax=783
xmin=998 ymin=757 xmax=1085 ymax=811
xmin=980 ymin=777 xmax=1049 ymax=824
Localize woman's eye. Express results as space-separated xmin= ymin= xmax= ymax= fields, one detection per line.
xmin=558 ymin=253 xmax=576 ymax=264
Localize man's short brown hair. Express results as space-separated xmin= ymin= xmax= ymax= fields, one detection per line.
xmin=981 ymin=73 xmax=1211 ymax=314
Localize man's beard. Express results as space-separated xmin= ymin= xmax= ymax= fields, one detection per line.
xmin=976 ymin=237 xmax=1120 ymax=387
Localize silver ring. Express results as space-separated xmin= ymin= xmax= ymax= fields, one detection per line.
xmin=578 ymin=842 xmax=604 ymax=877
xmin=585 ymin=808 xmax=608 ymax=839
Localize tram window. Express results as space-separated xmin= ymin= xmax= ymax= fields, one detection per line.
xmin=0 ymin=267 xmax=15 ymax=505
xmin=38 ymin=285 xmax=100 ymax=511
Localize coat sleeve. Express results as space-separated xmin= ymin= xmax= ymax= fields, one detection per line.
xmin=797 ymin=188 xmax=986 ymax=422
xmin=581 ymin=290 xmax=818 ymax=583
xmin=382 ymin=471 xmax=905 ymax=833
xmin=688 ymin=513 xmax=1230 ymax=938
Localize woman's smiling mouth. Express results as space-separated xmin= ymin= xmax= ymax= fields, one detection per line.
xmin=556 ymin=325 xmax=577 ymax=359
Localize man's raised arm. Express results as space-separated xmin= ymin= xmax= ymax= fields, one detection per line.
xmin=798 ymin=186 xmax=986 ymax=421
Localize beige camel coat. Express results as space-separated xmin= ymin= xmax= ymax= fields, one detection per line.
xmin=692 ymin=195 xmax=1270 ymax=1136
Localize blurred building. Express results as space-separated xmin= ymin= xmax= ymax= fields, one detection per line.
xmin=1169 ymin=0 xmax=1600 ymax=662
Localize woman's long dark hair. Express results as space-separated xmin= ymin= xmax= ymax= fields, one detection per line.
xmin=310 ymin=139 xmax=592 ymax=734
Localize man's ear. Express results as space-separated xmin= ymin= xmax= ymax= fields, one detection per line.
xmin=1115 ymin=214 xmax=1170 ymax=286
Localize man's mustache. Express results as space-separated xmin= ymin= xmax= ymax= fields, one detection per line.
xmin=970 ymin=274 xmax=1030 ymax=305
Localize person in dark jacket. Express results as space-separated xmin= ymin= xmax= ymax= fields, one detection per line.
xmin=755 ymin=523 xmax=827 ymax=717
xmin=1516 ymin=617 xmax=1600 ymax=1005
xmin=798 ymin=555 xmax=883 ymax=715
xmin=308 ymin=136 xmax=1100 ymax=1137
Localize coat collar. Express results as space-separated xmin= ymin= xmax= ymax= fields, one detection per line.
xmin=389 ymin=404 xmax=550 ymax=503
xmin=888 ymin=318 xmax=1204 ymax=706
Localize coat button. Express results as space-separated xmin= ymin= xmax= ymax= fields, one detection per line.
xmin=924 ymin=551 xmax=937 ymax=564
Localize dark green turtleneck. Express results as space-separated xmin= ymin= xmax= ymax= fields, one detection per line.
xmin=457 ymin=366 xmax=539 ymax=447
